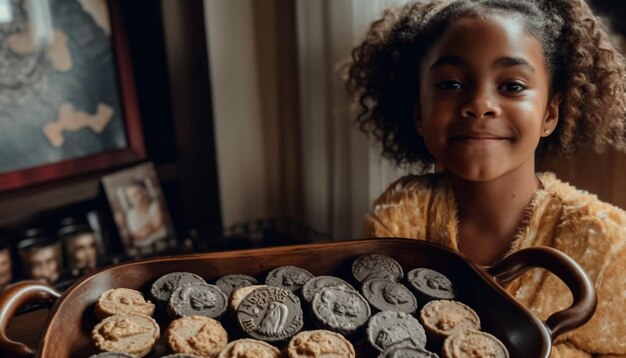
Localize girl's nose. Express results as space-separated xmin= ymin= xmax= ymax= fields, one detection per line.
xmin=460 ymin=88 xmax=501 ymax=119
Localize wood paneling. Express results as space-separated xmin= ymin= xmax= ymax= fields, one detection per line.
xmin=538 ymin=147 xmax=626 ymax=210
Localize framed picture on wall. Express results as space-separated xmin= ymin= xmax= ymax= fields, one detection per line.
xmin=0 ymin=0 xmax=145 ymax=193
xmin=102 ymin=162 xmax=175 ymax=257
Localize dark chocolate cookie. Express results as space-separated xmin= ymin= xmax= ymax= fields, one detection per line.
xmin=216 ymin=274 xmax=258 ymax=298
xmin=237 ymin=286 xmax=304 ymax=342
xmin=301 ymin=275 xmax=356 ymax=303
xmin=366 ymin=310 xmax=427 ymax=352
xmin=167 ymin=283 xmax=228 ymax=319
xmin=311 ymin=286 xmax=371 ymax=336
xmin=352 ymin=254 xmax=404 ymax=283
xmin=407 ymin=268 xmax=456 ymax=303
xmin=150 ymin=272 xmax=206 ymax=306
xmin=265 ymin=266 xmax=314 ymax=292
xmin=362 ymin=279 xmax=417 ymax=314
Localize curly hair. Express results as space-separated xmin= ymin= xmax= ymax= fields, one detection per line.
xmin=346 ymin=0 xmax=626 ymax=168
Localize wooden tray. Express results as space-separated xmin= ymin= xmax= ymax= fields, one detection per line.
xmin=0 ymin=238 xmax=596 ymax=357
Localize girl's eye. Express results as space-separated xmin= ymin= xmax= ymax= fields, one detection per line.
xmin=499 ymin=82 xmax=526 ymax=93
xmin=435 ymin=80 xmax=464 ymax=91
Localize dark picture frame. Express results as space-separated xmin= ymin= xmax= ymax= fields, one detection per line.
xmin=0 ymin=0 xmax=145 ymax=193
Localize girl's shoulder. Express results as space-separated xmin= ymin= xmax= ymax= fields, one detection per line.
xmin=538 ymin=172 xmax=626 ymax=247
xmin=539 ymin=172 xmax=626 ymax=221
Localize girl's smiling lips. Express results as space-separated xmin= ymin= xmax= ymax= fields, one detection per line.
xmin=448 ymin=131 xmax=512 ymax=141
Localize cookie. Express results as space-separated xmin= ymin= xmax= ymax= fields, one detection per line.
xmin=361 ymin=279 xmax=417 ymax=314
xmin=301 ymin=275 xmax=356 ymax=303
xmin=88 ymin=353 xmax=135 ymax=358
xmin=151 ymin=272 xmax=206 ymax=306
xmin=352 ymin=254 xmax=403 ymax=282
xmin=366 ymin=311 xmax=426 ymax=352
xmin=218 ymin=338 xmax=281 ymax=358
xmin=287 ymin=330 xmax=356 ymax=358
xmin=378 ymin=344 xmax=440 ymax=358
xmin=95 ymin=288 xmax=155 ymax=320
xmin=160 ymin=355 xmax=200 ymax=358
xmin=265 ymin=266 xmax=314 ymax=292
xmin=229 ymin=285 xmax=269 ymax=314
xmin=311 ymin=286 xmax=371 ymax=336
xmin=419 ymin=300 xmax=480 ymax=342
xmin=216 ymin=274 xmax=259 ymax=298
xmin=237 ymin=286 xmax=304 ymax=342
xmin=407 ymin=268 xmax=457 ymax=304
xmin=91 ymin=314 xmax=160 ymax=358
xmin=442 ymin=329 xmax=509 ymax=358
xmin=166 ymin=315 xmax=228 ymax=357
xmin=167 ymin=283 xmax=228 ymax=319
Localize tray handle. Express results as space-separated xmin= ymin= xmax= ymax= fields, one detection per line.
xmin=487 ymin=246 xmax=597 ymax=340
xmin=0 ymin=281 xmax=61 ymax=357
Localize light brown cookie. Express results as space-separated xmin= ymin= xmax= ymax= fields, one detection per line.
xmin=91 ymin=314 xmax=160 ymax=357
xmin=166 ymin=315 xmax=228 ymax=357
xmin=442 ymin=329 xmax=509 ymax=358
xmin=95 ymin=288 xmax=155 ymax=319
xmin=229 ymin=285 xmax=268 ymax=314
xmin=217 ymin=338 xmax=281 ymax=358
xmin=419 ymin=300 xmax=480 ymax=342
xmin=287 ymin=330 xmax=356 ymax=358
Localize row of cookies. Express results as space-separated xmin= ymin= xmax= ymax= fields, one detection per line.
xmin=349 ymin=254 xmax=509 ymax=357
xmin=87 ymin=252 xmax=507 ymax=357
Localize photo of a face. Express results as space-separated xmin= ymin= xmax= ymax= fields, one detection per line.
xmin=66 ymin=232 xmax=97 ymax=273
xmin=20 ymin=243 xmax=62 ymax=283
xmin=0 ymin=247 xmax=12 ymax=287
xmin=102 ymin=162 xmax=175 ymax=256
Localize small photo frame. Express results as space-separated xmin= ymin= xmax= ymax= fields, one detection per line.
xmin=102 ymin=162 xmax=175 ymax=256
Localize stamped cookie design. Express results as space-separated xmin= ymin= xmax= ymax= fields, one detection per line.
xmin=287 ymin=330 xmax=356 ymax=358
xmin=351 ymin=254 xmax=403 ymax=282
xmin=88 ymin=353 xmax=135 ymax=358
xmin=419 ymin=300 xmax=481 ymax=341
xmin=151 ymin=272 xmax=206 ymax=306
xmin=361 ymin=279 xmax=417 ymax=314
xmin=166 ymin=315 xmax=228 ymax=357
xmin=168 ymin=283 xmax=228 ymax=319
xmin=443 ymin=329 xmax=509 ymax=358
xmin=91 ymin=314 xmax=160 ymax=358
xmin=95 ymin=288 xmax=155 ymax=319
xmin=379 ymin=344 xmax=440 ymax=358
xmin=218 ymin=338 xmax=282 ymax=358
xmin=237 ymin=286 xmax=304 ymax=342
xmin=265 ymin=266 xmax=314 ymax=292
xmin=407 ymin=268 xmax=457 ymax=303
xmin=301 ymin=275 xmax=356 ymax=303
xmin=216 ymin=274 xmax=258 ymax=298
xmin=366 ymin=311 xmax=427 ymax=352
xmin=311 ymin=286 xmax=371 ymax=335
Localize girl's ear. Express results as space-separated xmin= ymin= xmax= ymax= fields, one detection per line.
xmin=541 ymin=93 xmax=560 ymax=137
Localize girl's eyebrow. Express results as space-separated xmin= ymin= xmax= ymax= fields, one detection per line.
xmin=429 ymin=55 xmax=535 ymax=72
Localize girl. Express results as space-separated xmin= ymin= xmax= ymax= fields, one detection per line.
xmin=346 ymin=0 xmax=626 ymax=357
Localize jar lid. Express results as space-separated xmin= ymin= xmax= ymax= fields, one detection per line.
xmin=57 ymin=217 xmax=93 ymax=238
xmin=16 ymin=236 xmax=57 ymax=251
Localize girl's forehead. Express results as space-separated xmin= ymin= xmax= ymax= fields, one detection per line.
xmin=422 ymin=13 xmax=546 ymax=70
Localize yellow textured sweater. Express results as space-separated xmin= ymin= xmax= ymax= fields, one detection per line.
xmin=363 ymin=172 xmax=626 ymax=357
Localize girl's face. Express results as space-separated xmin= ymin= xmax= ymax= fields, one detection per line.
xmin=418 ymin=13 xmax=558 ymax=182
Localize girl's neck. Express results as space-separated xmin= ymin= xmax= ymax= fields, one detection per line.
xmin=445 ymin=167 xmax=540 ymax=266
